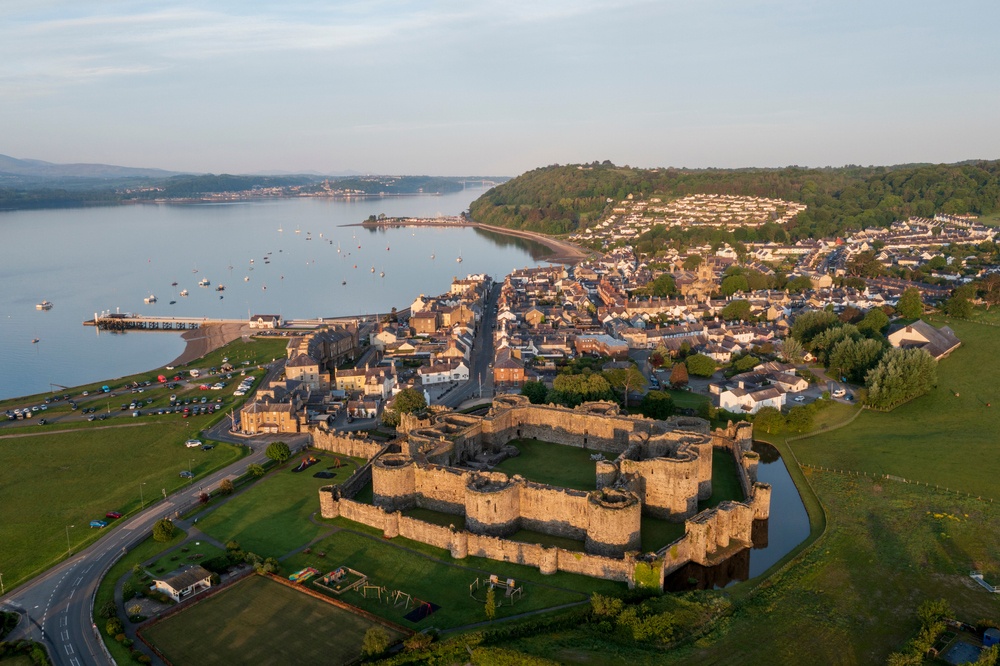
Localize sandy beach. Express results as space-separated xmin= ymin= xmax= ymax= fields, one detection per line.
xmin=469 ymin=222 xmax=592 ymax=264
xmin=169 ymin=323 xmax=252 ymax=366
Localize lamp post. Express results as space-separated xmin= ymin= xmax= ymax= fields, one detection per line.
xmin=140 ymin=482 xmax=146 ymax=510
xmin=65 ymin=525 xmax=74 ymax=556
xmin=190 ymin=458 xmax=195 ymax=483
xmin=1 ymin=572 xmax=5 ymax=596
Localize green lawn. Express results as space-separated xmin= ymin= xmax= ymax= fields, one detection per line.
xmin=143 ymin=574 xmax=402 ymax=666
xmin=698 ymin=448 xmax=744 ymax=510
xmin=196 ymin=453 xmax=358 ymax=557
xmin=493 ymin=438 xmax=597 ymax=491
xmin=0 ymin=424 xmax=243 ymax=589
xmin=665 ymin=388 xmax=711 ymax=411
xmin=794 ymin=318 xmax=1000 ymax=498
xmin=283 ymin=527 xmax=615 ymax=631
xmin=639 ymin=517 xmax=685 ymax=553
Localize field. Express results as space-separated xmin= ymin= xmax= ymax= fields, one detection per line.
xmin=493 ymin=438 xmax=598 ymax=490
xmin=0 ymin=423 xmax=243 ymax=588
xmin=0 ymin=335 xmax=284 ymax=590
xmin=142 ymin=575 xmax=403 ymax=666
xmin=196 ymin=452 xmax=361 ymax=556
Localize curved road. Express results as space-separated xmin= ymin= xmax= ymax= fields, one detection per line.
xmin=1 ymin=420 xmax=308 ymax=666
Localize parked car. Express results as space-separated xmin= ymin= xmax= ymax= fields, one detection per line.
xmin=179 ymin=470 xmax=194 ymax=478
xmin=89 ymin=520 xmax=108 ymax=528
xmin=185 ymin=439 xmax=202 ymax=448
xmin=106 ymin=511 xmax=122 ymax=519
xmin=833 ymin=389 xmax=846 ymax=398
xmin=794 ymin=395 xmax=806 ymax=402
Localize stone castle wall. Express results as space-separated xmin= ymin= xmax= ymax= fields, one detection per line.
xmin=311 ymin=428 xmax=385 ymax=460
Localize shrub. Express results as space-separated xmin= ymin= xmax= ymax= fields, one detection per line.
xmin=404 ymin=632 xmax=434 ymax=651
xmin=265 ymin=441 xmax=291 ymax=463
xmin=106 ymin=617 xmax=124 ymax=636
xmin=152 ymin=518 xmax=176 ymax=542
xmin=99 ymin=600 xmax=117 ymax=619
xmin=361 ymin=626 xmax=391 ymax=657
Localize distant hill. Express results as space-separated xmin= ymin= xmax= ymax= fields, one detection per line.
xmin=0 ymin=154 xmax=184 ymax=181
xmin=468 ymin=160 xmax=1000 ymax=241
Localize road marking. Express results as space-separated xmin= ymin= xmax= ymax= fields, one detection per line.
xmin=60 ymin=617 xmax=67 ymax=626
xmin=64 ymin=643 xmax=74 ymax=655
xmin=61 ymin=630 xmax=69 ymax=640
xmin=83 ymin=565 xmax=93 ymax=573
xmin=74 ymin=577 xmax=83 ymax=585
xmin=70 ymin=658 xmax=81 ymax=666
xmin=68 ymin=589 xmax=74 ymax=598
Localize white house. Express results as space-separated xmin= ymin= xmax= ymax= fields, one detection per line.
xmin=417 ymin=360 xmax=470 ymax=385
xmin=719 ymin=386 xmax=786 ymax=414
xmin=249 ymin=314 xmax=282 ymax=329
xmin=152 ymin=565 xmax=213 ymax=602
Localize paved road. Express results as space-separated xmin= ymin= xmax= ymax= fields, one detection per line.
xmin=1 ymin=398 xmax=307 ymax=666
xmin=441 ymin=281 xmax=499 ymax=409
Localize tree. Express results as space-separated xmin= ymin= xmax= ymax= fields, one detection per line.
xmin=361 ymin=627 xmax=391 ymax=657
xmin=669 ymin=362 xmax=689 ymax=387
xmin=865 ymin=348 xmax=937 ymax=410
xmin=828 ymin=337 xmax=885 ymax=384
xmin=152 ymin=518 xmax=175 ymax=542
xmin=785 ymin=275 xmax=814 ymax=293
xmin=393 ymin=388 xmax=427 ymax=414
xmin=484 ymin=586 xmax=497 ymax=621
xmin=685 ymin=354 xmax=716 ymax=378
xmin=218 ymin=479 xmax=235 ymax=495
xmin=720 ymin=274 xmax=749 ymax=296
xmin=649 ymin=351 xmax=666 ymax=368
xmin=603 ymin=366 xmax=646 ymax=406
xmin=778 ymin=337 xmax=805 ymax=363
xmin=265 ymin=441 xmax=291 ymax=463
xmin=791 ymin=310 xmax=840 ymax=344
xmin=944 ymin=293 xmax=973 ymax=319
xmin=99 ymin=600 xmax=117 ymax=619
xmin=810 ymin=324 xmax=860 ymax=364
xmin=520 ymin=380 xmax=548 ymax=404
xmin=247 ymin=463 xmax=265 ymax=478
xmin=638 ymin=391 xmax=674 ymax=419
xmin=753 ymin=407 xmax=784 ymax=434
xmin=896 ymin=287 xmax=924 ymax=319
xmin=648 ymin=273 xmax=676 ymax=297
xmin=729 ymin=354 xmax=760 ymax=374
xmin=978 ymin=274 xmax=1000 ymax=310
xmin=682 ymin=254 xmax=703 ymax=270
xmin=721 ymin=299 xmax=752 ymax=321
xmin=857 ymin=308 xmax=889 ymax=336
xmin=785 ymin=405 xmax=814 ymax=432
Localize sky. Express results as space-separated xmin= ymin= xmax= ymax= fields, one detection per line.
xmin=2 ymin=0 xmax=999 ymax=176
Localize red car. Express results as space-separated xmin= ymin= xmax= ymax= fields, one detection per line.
xmin=106 ymin=511 xmax=122 ymax=519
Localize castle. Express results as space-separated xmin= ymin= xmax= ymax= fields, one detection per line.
xmin=317 ymin=395 xmax=771 ymax=591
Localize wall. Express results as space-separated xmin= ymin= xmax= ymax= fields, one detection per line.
xmin=311 ymin=428 xmax=384 ymax=460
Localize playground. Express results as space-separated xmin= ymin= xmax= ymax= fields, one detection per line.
xmin=142 ymin=575 xmax=405 ymax=666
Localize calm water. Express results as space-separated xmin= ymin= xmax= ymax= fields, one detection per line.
xmin=0 ymin=188 xmax=553 ymax=400
xmin=665 ymin=441 xmax=811 ymax=590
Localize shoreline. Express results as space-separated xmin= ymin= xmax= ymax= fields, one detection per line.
xmin=170 ymin=323 xmax=253 ymax=366
xmin=349 ymin=217 xmax=593 ymax=264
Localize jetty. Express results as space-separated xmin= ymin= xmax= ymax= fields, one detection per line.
xmin=84 ymin=312 xmax=245 ymax=332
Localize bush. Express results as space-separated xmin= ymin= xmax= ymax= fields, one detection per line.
xmin=685 ymin=354 xmax=716 ymax=378
xmin=265 ymin=441 xmax=291 ymax=463
xmin=404 ymin=632 xmax=434 ymax=651
xmin=106 ymin=617 xmax=124 ymax=636
xmin=361 ymin=626 xmax=391 ymax=657
xmin=152 ymin=518 xmax=176 ymax=542
xmin=99 ymin=600 xmax=117 ymax=619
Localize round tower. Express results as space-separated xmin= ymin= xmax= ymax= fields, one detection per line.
xmin=465 ymin=473 xmax=520 ymax=537
xmin=372 ymin=454 xmax=416 ymax=512
xmin=585 ymin=488 xmax=641 ymax=558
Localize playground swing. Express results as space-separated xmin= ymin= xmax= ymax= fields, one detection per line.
xmin=361 ymin=584 xmax=386 ymax=602
xmin=393 ymin=590 xmax=413 ymax=610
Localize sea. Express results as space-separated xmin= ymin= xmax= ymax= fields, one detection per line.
xmin=0 ymin=187 xmax=553 ymax=400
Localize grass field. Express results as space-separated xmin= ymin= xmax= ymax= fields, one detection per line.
xmin=196 ymin=453 xmax=359 ymax=557
xmin=283 ymin=526 xmax=617 ymax=631
xmin=493 ymin=438 xmax=598 ymax=491
xmin=0 ymin=423 xmax=243 ymax=588
xmin=143 ymin=575 xmax=403 ymax=666
xmin=794 ymin=318 xmax=1000 ymax=498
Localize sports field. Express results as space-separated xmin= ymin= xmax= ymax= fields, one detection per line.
xmin=143 ymin=575 xmax=404 ymax=666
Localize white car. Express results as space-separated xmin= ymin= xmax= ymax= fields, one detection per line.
xmin=794 ymin=395 xmax=806 ymax=402
xmin=832 ymin=389 xmax=846 ymax=398
xmin=185 ymin=439 xmax=203 ymax=448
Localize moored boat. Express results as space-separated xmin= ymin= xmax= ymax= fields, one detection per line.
xmin=36 ymin=301 xmax=53 ymax=310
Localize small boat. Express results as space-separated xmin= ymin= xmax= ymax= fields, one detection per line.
xmin=262 ymin=285 xmax=267 ymax=291
xmin=295 ymin=227 xmax=301 ymax=234
xmin=278 ymin=225 xmax=283 ymax=232
xmin=370 ymin=266 xmax=375 ymax=273
xmin=280 ymin=275 xmax=284 ymax=280
xmin=199 ymin=278 xmax=210 ymax=287
xmin=144 ymin=294 xmax=157 ymax=304
xmin=169 ymin=300 xmax=176 ymax=305
xmin=244 ymin=276 xmax=250 ymax=282
xmin=342 ymin=280 xmax=347 ymax=286
xmin=353 ymin=264 xmax=357 ymax=269
xmin=249 ymin=259 xmax=254 ymax=264
xmin=380 ymin=271 xmax=385 ymax=278
xmin=36 ymin=301 xmax=53 ymax=310
xmin=220 ymin=295 xmax=224 ymax=299
xmin=171 ymin=281 xmax=178 ymax=287
xmin=431 ymin=254 xmax=435 ymax=260
xmin=32 ymin=338 xmax=39 ymax=344
xmin=216 ymin=285 xmax=225 ymax=292
xmin=386 ymin=246 xmax=390 ymax=251
xmin=456 ymin=256 xmax=463 ymax=263
xmin=180 ymin=289 xmax=189 ymax=296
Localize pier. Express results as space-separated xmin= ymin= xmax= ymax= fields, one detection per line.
xmin=84 ymin=311 xmax=245 ymax=332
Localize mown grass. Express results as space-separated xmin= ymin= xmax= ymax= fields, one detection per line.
xmin=794 ymin=318 xmax=1000 ymax=498
xmin=493 ymin=438 xmax=598 ymax=491
xmin=282 ymin=528 xmax=609 ymax=631
xmin=195 ymin=453 xmax=357 ymax=557
xmin=0 ymin=424 xmax=242 ymax=589
xmin=143 ymin=574 xmax=402 ymax=666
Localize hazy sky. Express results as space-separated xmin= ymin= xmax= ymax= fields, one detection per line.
xmin=2 ymin=1 xmax=998 ymax=175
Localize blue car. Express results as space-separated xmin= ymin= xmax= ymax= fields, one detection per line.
xmin=89 ymin=519 xmax=108 ymax=528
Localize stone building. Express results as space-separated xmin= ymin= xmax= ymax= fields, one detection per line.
xmin=240 ymin=399 xmax=300 ymax=434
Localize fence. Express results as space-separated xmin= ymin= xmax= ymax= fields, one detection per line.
xmin=800 ymin=463 xmax=996 ymax=503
